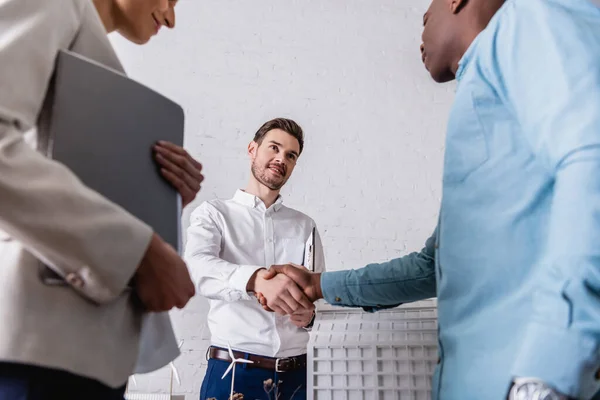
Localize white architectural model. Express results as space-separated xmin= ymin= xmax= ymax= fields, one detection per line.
xmin=308 ymin=300 xmax=438 ymax=400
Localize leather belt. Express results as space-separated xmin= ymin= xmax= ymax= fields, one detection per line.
xmin=207 ymin=346 xmax=307 ymax=373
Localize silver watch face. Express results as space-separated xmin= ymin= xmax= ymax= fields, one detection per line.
xmin=512 ymin=382 xmax=565 ymax=400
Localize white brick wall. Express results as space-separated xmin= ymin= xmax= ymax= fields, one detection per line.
xmin=111 ymin=1 xmax=453 ymax=398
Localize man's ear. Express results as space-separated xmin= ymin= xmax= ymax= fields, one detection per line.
xmin=248 ymin=141 xmax=258 ymax=159
xmin=449 ymin=0 xmax=468 ymax=14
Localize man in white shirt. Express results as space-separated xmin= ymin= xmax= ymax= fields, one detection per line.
xmin=185 ymin=118 xmax=325 ymax=400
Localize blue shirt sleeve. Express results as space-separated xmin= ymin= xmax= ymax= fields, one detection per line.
xmin=320 ymin=230 xmax=437 ymax=310
xmin=485 ymin=0 xmax=600 ymax=397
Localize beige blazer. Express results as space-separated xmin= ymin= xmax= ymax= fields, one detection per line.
xmin=0 ymin=0 xmax=178 ymax=387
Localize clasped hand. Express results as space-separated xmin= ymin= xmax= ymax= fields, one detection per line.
xmin=248 ymin=264 xmax=321 ymax=326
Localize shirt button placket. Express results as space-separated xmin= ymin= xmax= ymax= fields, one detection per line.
xmin=264 ymin=212 xmax=275 ymax=266
xmin=264 ymin=211 xmax=281 ymax=354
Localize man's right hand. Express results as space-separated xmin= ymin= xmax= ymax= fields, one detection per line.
xmin=247 ymin=267 xmax=314 ymax=315
xmin=257 ymin=264 xmax=323 ymax=312
xmin=133 ymin=233 xmax=195 ymax=312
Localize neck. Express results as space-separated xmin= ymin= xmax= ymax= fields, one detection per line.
xmin=450 ymin=0 xmax=503 ymax=75
xmin=449 ymin=31 xmax=479 ymax=76
xmin=245 ymin=178 xmax=281 ymax=209
xmin=93 ymin=0 xmax=118 ymax=33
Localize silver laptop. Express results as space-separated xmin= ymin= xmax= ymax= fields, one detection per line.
xmin=38 ymin=50 xmax=184 ymax=283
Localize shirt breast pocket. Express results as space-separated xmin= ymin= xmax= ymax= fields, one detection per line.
xmin=443 ymin=87 xmax=490 ymax=184
xmin=277 ymin=238 xmax=306 ymax=267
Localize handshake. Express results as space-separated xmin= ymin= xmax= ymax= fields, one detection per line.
xmin=247 ymin=264 xmax=324 ymax=328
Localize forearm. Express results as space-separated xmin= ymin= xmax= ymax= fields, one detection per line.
xmin=321 ymin=233 xmax=437 ymax=308
xmin=0 ymin=122 xmax=152 ymax=303
xmin=512 ymin=152 xmax=600 ymax=398
xmin=321 ymin=258 xmax=436 ymax=308
xmin=188 ymin=254 xmax=263 ymax=301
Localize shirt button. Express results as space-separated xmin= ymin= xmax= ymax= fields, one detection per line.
xmin=65 ymin=272 xmax=84 ymax=289
xmin=595 ymin=368 xmax=600 ymax=380
xmin=435 ymin=243 xmax=439 ymax=249
xmin=335 ymin=297 xmax=342 ymax=302
xmin=437 ymin=357 xmax=441 ymax=364
xmin=267 ymin=238 xmax=273 ymax=243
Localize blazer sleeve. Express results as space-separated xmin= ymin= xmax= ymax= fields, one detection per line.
xmin=0 ymin=0 xmax=153 ymax=304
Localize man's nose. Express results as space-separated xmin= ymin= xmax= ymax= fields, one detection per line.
xmin=157 ymin=0 xmax=169 ymax=12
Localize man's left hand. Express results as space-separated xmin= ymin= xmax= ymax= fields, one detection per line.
xmin=153 ymin=141 xmax=203 ymax=208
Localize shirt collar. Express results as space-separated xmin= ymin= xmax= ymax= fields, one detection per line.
xmin=233 ymin=189 xmax=284 ymax=212
xmin=455 ymin=32 xmax=482 ymax=82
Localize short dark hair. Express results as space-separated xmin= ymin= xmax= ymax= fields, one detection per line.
xmin=253 ymin=118 xmax=304 ymax=154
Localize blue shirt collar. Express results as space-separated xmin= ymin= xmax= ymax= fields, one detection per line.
xmin=456 ymin=33 xmax=482 ymax=82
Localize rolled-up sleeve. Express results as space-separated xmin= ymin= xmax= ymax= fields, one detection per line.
xmin=321 ymin=231 xmax=437 ymax=310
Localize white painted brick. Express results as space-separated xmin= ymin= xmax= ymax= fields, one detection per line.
xmin=112 ymin=0 xmax=451 ymax=397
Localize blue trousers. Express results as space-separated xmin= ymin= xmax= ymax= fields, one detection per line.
xmin=200 ymin=358 xmax=307 ymax=400
xmin=0 ymin=362 xmax=126 ymax=400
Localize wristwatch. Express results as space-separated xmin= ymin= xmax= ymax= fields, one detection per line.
xmin=508 ymin=378 xmax=571 ymax=400
xmin=303 ymin=310 xmax=316 ymax=330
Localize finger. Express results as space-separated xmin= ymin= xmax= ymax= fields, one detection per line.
xmin=160 ymin=168 xmax=196 ymax=200
xmin=264 ymin=265 xmax=287 ymax=280
xmin=175 ymin=298 xmax=187 ymax=309
xmin=257 ymin=295 xmax=273 ymax=311
xmin=291 ymin=308 xmax=313 ymax=316
xmin=272 ymin=292 xmax=295 ymax=314
xmin=278 ymin=292 xmax=301 ymax=314
xmin=270 ymin=304 xmax=287 ymax=316
xmin=156 ymin=141 xmax=188 ymax=154
xmin=275 ymin=299 xmax=294 ymax=315
xmin=157 ymin=140 xmax=202 ymax=170
xmin=155 ymin=146 xmax=203 ymax=181
xmin=269 ymin=265 xmax=286 ymax=272
xmin=289 ymin=315 xmax=309 ymax=327
xmin=156 ymin=142 xmax=204 ymax=171
xmin=260 ymin=299 xmax=274 ymax=312
xmin=262 ymin=269 xmax=278 ymax=280
xmin=287 ymin=283 xmax=314 ymax=311
xmin=154 ymin=151 xmax=203 ymax=193
xmin=289 ymin=315 xmax=303 ymax=323
xmin=156 ymin=141 xmax=201 ymax=172
xmin=156 ymin=153 xmax=202 ymax=191
xmin=188 ymin=281 xmax=196 ymax=297
xmin=174 ymin=292 xmax=191 ymax=309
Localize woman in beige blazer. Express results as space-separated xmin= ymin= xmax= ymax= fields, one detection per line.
xmin=0 ymin=0 xmax=200 ymax=399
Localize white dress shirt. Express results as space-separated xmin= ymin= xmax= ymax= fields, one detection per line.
xmin=185 ymin=190 xmax=325 ymax=358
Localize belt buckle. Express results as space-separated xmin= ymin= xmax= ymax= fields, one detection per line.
xmin=275 ymin=357 xmax=289 ymax=373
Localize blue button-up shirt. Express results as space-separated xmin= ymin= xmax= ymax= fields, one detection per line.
xmin=321 ymin=0 xmax=600 ymax=398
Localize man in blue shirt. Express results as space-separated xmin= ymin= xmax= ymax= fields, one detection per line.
xmin=259 ymin=0 xmax=600 ymax=398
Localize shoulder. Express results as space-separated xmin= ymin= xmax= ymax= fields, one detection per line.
xmin=0 ymin=0 xmax=85 ymax=26
xmin=280 ymin=205 xmax=316 ymax=226
xmin=486 ymin=0 xmax=593 ymax=42
xmin=190 ymin=198 xmax=233 ymax=221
